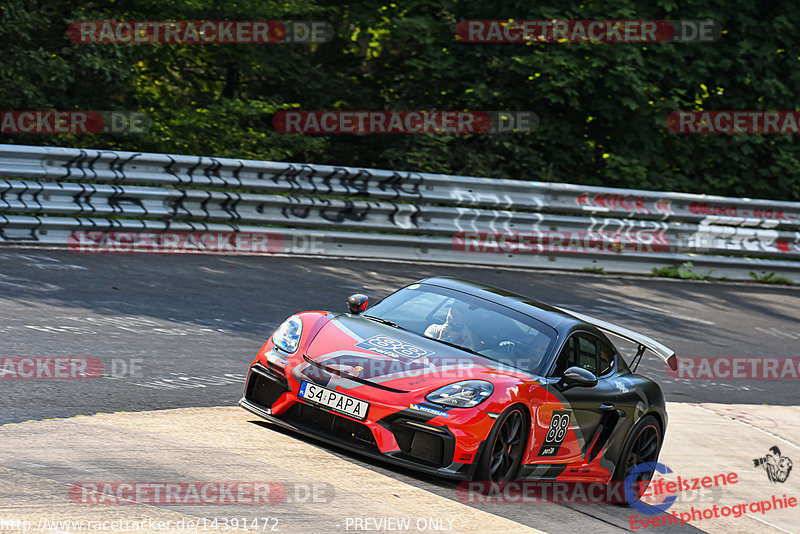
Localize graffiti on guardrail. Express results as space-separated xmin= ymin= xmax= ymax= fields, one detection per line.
xmin=688 ymin=202 xmax=796 ymax=221
xmin=269 ymin=163 xmax=425 ymax=199
xmin=279 ymin=198 xmax=422 ymax=229
xmin=280 ymin=197 xmax=372 ymax=224
xmin=52 ymin=152 xmax=429 ymax=204
xmin=448 ymin=187 xmax=527 ymax=235
xmin=687 ymin=216 xmax=799 ymax=254
xmin=2 ymin=144 xmax=800 ymax=280
xmin=271 ymin=164 xmax=369 ymax=195
xmin=449 ymin=187 xmax=520 ymax=209
xmin=59 ymin=150 xmax=142 ymax=182
xmin=576 ymin=193 xmax=672 ymax=216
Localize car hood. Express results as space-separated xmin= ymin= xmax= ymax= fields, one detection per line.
xmin=303 ymin=314 xmax=533 ymax=392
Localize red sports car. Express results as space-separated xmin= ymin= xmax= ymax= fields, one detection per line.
xmin=240 ymin=277 xmax=676 ymax=487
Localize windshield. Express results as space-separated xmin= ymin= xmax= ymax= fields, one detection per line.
xmin=365 ymin=283 xmax=557 ymax=376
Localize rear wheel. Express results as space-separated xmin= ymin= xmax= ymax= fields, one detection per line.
xmin=612 ymin=414 xmax=662 ymax=503
xmin=474 ymin=406 xmax=527 ymax=483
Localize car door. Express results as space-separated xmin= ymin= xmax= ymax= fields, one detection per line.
xmin=541 ymin=332 xmax=619 ymax=463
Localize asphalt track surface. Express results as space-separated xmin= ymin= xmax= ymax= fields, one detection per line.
xmin=1 ymin=248 xmax=799 ymax=533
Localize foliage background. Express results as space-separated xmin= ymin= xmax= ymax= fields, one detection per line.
xmin=1 ymin=0 xmax=798 ymax=200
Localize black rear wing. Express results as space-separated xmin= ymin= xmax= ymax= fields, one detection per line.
xmin=554 ymin=306 xmax=678 ymax=371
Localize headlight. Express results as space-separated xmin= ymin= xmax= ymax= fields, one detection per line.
xmin=272 ymin=316 xmax=303 ymax=353
xmin=425 ymin=380 xmax=493 ymax=408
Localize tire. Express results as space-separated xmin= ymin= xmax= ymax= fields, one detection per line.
xmin=473 ymin=405 xmax=528 ymax=484
xmin=612 ymin=414 xmax=662 ymax=503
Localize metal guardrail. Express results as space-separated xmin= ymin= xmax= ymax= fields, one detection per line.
xmin=1 ymin=144 xmax=799 ymax=281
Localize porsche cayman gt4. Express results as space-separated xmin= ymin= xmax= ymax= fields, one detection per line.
xmin=239 ymin=277 xmax=677 ymax=485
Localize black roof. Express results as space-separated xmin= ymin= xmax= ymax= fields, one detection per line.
xmin=418 ymin=276 xmax=587 ymax=337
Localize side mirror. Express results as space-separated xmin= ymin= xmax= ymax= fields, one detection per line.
xmin=346 ymin=294 xmax=369 ymax=315
xmin=560 ymin=366 xmax=598 ymax=389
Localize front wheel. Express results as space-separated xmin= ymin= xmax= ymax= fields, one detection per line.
xmin=474 ymin=405 xmax=528 ymax=483
xmin=612 ymin=414 xmax=662 ymax=503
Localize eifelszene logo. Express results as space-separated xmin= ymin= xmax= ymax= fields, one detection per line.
xmin=753 ymin=446 xmax=793 ymax=483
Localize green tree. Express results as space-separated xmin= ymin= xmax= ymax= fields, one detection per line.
xmin=1 ymin=0 xmax=799 ymax=200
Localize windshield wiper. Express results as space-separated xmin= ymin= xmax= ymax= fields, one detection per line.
xmin=426 ymin=337 xmax=534 ymax=372
xmin=426 ymin=336 xmax=497 ymax=360
xmin=360 ymin=316 xmax=515 ymax=368
xmin=362 ymin=315 xmax=404 ymax=329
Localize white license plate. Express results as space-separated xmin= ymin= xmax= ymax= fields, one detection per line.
xmin=298 ymin=381 xmax=369 ymax=420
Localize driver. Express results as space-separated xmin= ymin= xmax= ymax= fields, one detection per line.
xmin=425 ymin=300 xmax=475 ymax=350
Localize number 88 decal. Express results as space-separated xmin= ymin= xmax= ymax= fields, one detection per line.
xmin=546 ymin=412 xmax=570 ymax=442
xmin=538 ymin=409 xmax=570 ymax=457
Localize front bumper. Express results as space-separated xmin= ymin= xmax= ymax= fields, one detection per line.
xmin=239 ymin=363 xmax=484 ymax=480
xmin=239 ymin=398 xmax=475 ymax=480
